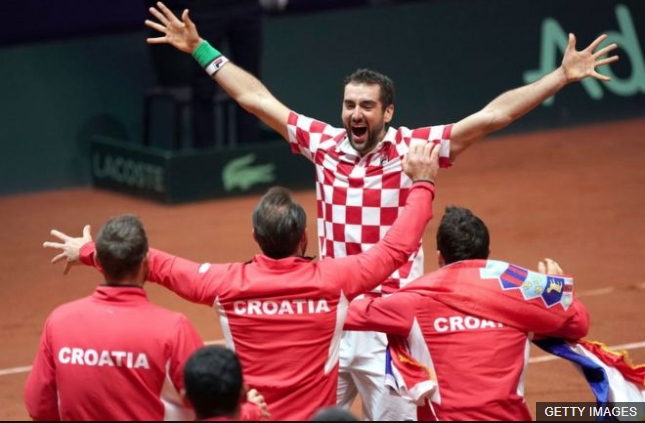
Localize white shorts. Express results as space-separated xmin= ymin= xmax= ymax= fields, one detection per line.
xmin=337 ymin=330 xmax=417 ymax=421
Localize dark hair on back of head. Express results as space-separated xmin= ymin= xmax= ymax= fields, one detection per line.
xmin=184 ymin=346 xmax=243 ymax=419
xmin=95 ymin=214 xmax=148 ymax=281
xmin=343 ymin=68 xmax=395 ymax=108
xmin=253 ymin=187 xmax=307 ymax=259
xmin=436 ymin=206 xmax=490 ymax=265
xmin=311 ymin=406 xmax=358 ymax=421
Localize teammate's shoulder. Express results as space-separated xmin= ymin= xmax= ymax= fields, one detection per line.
xmin=144 ymin=303 xmax=197 ymax=331
xmin=44 ymin=295 xmax=95 ymax=325
xmin=51 ymin=293 xmax=94 ymax=312
xmin=144 ymin=301 xmax=185 ymax=319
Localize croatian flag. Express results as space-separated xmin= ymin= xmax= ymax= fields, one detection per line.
xmin=535 ymin=338 xmax=645 ymax=404
xmin=385 ymin=335 xmax=438 ymax=405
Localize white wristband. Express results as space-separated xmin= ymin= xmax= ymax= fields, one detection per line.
xmin=205 ymin=55 xmax=230 ymax=77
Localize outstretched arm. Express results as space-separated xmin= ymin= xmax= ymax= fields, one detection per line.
xmin=146 ymin=2 xmax=290 ymax=140
xmin=43 ymin=227 xmax=230 ymax=306
xmin=344 ymin=294 xmax=416 ymax=336
xmin=450 ymin=33 xmax=619 ymax=160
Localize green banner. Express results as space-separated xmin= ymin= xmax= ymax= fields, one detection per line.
xmin=91 ymin=136 xmax=315 ymax=203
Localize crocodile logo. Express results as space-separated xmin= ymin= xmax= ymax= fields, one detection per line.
xmin=222 ymin=154 xmax=276 ymax=192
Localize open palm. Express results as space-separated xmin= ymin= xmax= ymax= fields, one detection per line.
xmin=146 ymin=2 xmax=202 ymax=54
xmin=562 ymin=33 xmax=619 ymax=82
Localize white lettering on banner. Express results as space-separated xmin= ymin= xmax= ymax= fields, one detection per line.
xmin=57 ymin=348 xmax=150 ymax=369
xmin=233 ymin=299 xmax=331 ymax=315
xmin=433 ymin=316 xmax=504 ymax=333
xmin=93 ymin=153 xmax=166 ymax=193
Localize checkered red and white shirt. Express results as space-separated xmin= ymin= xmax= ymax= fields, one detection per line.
xmin=287 ymin=111 xmax=453 ymax=293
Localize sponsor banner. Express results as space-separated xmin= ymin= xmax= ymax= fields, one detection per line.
xmin=91 ymin=136 xmax=314 ymax=203
xmin=265 ymin=0 xmax=645 ymax=131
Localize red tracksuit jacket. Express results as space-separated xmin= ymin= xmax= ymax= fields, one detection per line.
xmin=24 ymin=286 xmax=204 ymax=421
xmin=344 ymin=260 xmax=590 ymax=421
xmin=79 ymin=181 xmax=435 ymax=420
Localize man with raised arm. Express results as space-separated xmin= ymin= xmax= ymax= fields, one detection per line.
xmin=26 ymin=216 xmax=203 ymax=421
xmin=45 ymin=144 xmax=441 ymax=421
xmin=144 ymin=4 xmax=618 ymax=417
xmin=344 ymin=206 xmax=591 ymax=420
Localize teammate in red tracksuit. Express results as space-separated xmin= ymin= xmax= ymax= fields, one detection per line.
xmin=78 ymin=180 xmax=436 ymax=420
xmin=344 ymin=275 xmax=589 ymax=420
xmin=32 ymin=215 xmax=266 ymax=421
xmin=24 ymin=285 xmax=203 ymax=421
xmin=344 ymin=207 xmax=590 ymax=421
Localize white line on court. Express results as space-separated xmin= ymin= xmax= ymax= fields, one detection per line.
xmin=577 ymin=287 xmax=616 ymax=297
xmin=0 ymin=366 xmax=32 ymax=376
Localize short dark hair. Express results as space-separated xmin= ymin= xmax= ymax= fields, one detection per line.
xmin=252 ymin=187 xmax=307 ymax=259
xmin=343 ymin=68 xmax=395 ymax=108
xmin=184 ymin=346 xmax=243 ymax=419
xmin=95 ymin=215 xmax=148 ymax=281
xmin=436 ymin=206 xmax=490 ymax=265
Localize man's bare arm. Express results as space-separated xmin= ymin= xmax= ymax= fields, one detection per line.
xmin=214 ymin=63 xmax=291 ymax=140
xmin=450 ymin=33 xmax=619 ymax=159
xmin=146 ymin=2 xmax=290 ymax=140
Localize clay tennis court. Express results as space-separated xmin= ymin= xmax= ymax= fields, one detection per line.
xmin=1 ymin=119 xmax=644 ymax=420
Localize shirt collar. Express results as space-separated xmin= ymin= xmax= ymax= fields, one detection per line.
xmin=92 ymin=285 xmax=148 ymax=304
xmin=252 ymin=254 xmax=313 ymax=271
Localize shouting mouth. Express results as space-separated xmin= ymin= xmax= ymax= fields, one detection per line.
xmin=351 ymin=125 xmax=368 ymax=144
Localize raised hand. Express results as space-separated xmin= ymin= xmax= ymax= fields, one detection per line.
xmin=246 ymin=388 xmax=271 ymax=418
xmin=562 ymin=33 xmax=619 ymax=82
xmin=537 ymin=258 xmax=564 ymax=276
xmin=146 ymin=2 xmax=202 ymax=53
xmin=403 ymin=142 xmax=441 ymax=183
xmin=43 ymin=225 xmax=92 ymax=275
